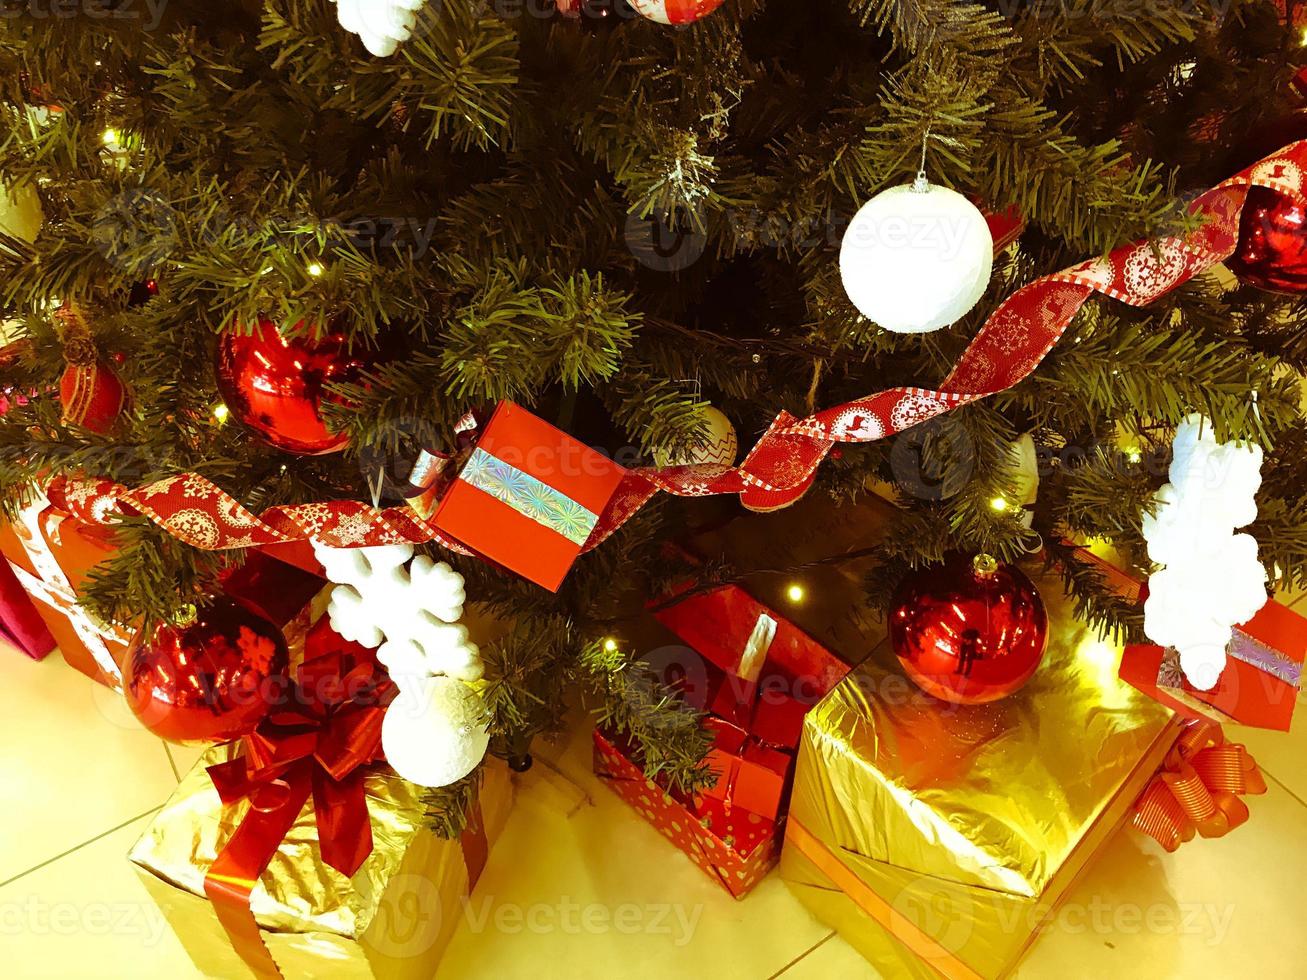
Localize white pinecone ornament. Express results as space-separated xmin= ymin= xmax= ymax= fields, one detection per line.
xmin=331 ymin=0 xmax=427 ymax=57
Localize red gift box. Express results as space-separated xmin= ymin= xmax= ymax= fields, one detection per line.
xmin=0 ymin=557 xmax=55 ymax=660
xmin=430 ymin=401 xmax=626 ymax=591
xmin=0 ymin=484 xmax=325 ymax=688
xmin=594 ymin=583 xmax=852 ymax=897
xmin=702 ymin=736 xmax=793 ymax=823
xmin=594 ymin=728 xmax=780 ymax=898
xmin=0 ymin=493 xmax=130 ymax=686
xmin=1120 ymin=603 xmax=1305 ymax=732
xmin=1075 ymin=544 xmax=1306 ymax=731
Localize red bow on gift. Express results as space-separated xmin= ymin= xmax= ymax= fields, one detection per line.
xmin=202 ymin=617 xmax=395 ymax=980
xmin=1132 ymin=720 xmax=1266 ymax=853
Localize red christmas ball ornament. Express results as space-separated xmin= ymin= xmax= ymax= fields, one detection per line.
xmin=215 ymin=316 xmax=377 ymax=455
xmin=889 ymin=554 xmax=1048 ymax=705
xmin=628 ymin=0 xmax=724 ymax=25
xmin=1226 ymin=185 xmax=1307 ymax=294
xmin=122 ymin=597 xmax=289 ymax=745
xmin=59 ymin=332 xmax=128 ymax=434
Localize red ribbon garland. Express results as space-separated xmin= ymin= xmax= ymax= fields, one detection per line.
xmin=202 ymin=616 xmax=395 ymax=979
xmin=38 ymin=142 xmax=1307 ymax=558
xmin=1132 ymin=719 xmax=1267 ymax=853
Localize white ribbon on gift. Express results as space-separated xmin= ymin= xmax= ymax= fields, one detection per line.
xmin=6 ymin=494 xmax=124 ymax=685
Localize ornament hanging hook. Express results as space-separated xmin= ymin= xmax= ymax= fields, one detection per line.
xmin=913 ymin=128 xmax=932 ymax=193
xmin=672 ymin=373 xmax=703 ymax=400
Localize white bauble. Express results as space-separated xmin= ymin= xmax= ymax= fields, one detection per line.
xmin=383 ymin=676 xmax=490 ymax=787
xmin=654 ymin=406 xmax=738 ymax=467
xmin=839 ymin=181 xmax=993 ymax=334
xmin=0 ymin=182 xmax=43 ymax=244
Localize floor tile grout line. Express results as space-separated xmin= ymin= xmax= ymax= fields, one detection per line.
xmin=1263 ymin=770 xmax=1307 ymax=811
xmin=764 ymin=930 xmax=837 ymax=979
xmin=164 ymin=743 xmax=182 ymax=782
xmin=0 ymin=805 xmax=163 ymax=889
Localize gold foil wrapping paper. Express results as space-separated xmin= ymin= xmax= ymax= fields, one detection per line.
xmin=130 ymin=744 xmax=513 ymax=980
xmin=780 ymin=564 xmax=1183 ymax=979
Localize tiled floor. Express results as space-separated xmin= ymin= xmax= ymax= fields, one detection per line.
xmin=2 ymin=639 xmax=1306 ymax=979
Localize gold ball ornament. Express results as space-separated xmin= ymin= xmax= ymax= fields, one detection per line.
xmin=654 ymin=406 xmax=739 ymax=467
xmin=0 ymin=181 xmax=43 ymax=244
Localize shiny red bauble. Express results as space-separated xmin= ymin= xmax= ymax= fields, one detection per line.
xmin=889 ymin=554 xmax=1048 ymax=705
xmin=122 ymin=598 xmax=289 ymax=744
xmin=628 ymin=0 xmax=724 ymax=25
xmin=1226 ymin=185 xmax=1307 ymax=294
xmin=215 ymin=317 xmax=375 ymax=455
xmin=59 ymin=356 xmax=127 ymax=434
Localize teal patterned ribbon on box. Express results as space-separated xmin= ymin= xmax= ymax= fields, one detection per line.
xmin=460 ymin=448 xmax=600 ymax=545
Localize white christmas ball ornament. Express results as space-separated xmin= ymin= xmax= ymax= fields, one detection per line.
xmin=839 ymin=179 xmax=994 ymax=334
xmin=654 ymin=406 xmax=738 ymax=467
xmin=383 ymin=676 xmax=490 ymax=787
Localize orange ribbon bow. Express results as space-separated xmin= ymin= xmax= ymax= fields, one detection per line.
xmin=1132 ymin=719 xmax=1266 ymax=853
xmin=202 ymin=616 xmax=395 ymax=980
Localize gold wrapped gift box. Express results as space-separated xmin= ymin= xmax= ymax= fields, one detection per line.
xmin=779 ymin=565 xmax=1183 ymax=980
xmin=130 ymin=745 xmax=513 ymax=980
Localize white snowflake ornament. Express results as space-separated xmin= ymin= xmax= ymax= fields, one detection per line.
xmin=312 ymin=541 xmax=490 ymax=787
xmin=313 ymin=542 xmax=482 ymax=682
xmin=1141 ymin=415 xmax=1268 ymax=690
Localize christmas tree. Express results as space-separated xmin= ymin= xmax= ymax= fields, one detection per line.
xmin=2 ymin=0 xmax=1306 ymax=824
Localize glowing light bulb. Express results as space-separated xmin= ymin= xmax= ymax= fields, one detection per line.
xmin=212 ymin=403 xmax=229 ymax=423
xmin=306 ymin=262 xmax=324 ymax=277
xmin=101 ymin=128 xmax=119 ymax=146
xmin=990 ymin=496 xmax=1009 ymax=513
xmin=786 ymin=583 xmax=805 ymax=603
xmin=1125 ymin=447 xmax=1142 ymax=464
xmin=603 ymin=637 xmax=619 ymax=653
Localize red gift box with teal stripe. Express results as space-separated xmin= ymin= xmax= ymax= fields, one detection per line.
xmin=429 ymin=401 xmax=627 ymax=591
